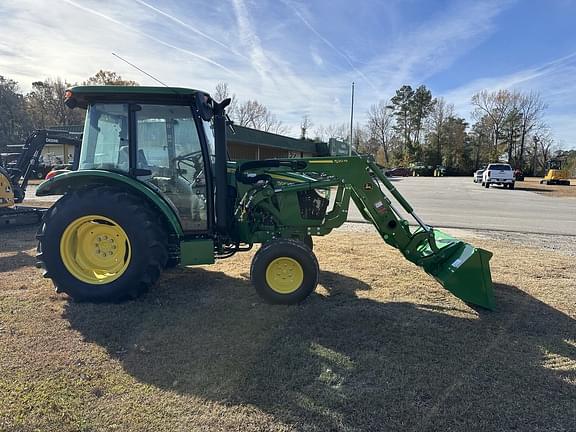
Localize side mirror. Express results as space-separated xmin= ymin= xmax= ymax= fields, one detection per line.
xmin=195 ymin=92 xmax=214 ymax=121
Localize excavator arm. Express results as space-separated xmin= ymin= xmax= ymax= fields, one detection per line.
xmin=3 ymin=130 xmax=81 ymax=203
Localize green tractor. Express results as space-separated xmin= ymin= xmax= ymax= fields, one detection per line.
xmin=36 ymin=86 xmax=495 ymax=309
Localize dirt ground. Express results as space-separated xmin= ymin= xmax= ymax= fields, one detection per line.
xmin=0 ymin=225 xmax=574 ymax=432
xmin=515 ymin=176 xmax=576 ymax=197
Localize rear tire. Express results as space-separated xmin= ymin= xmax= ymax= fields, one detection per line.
xmin=250 ymin=239 xmax=319 ymax=305
xmin=509 ymin=182 xmax=515 ymax=190
xmin=36 ymin=187 xmax=168 ymax=302
xmin=303 ymin=235 xmax=313 ymax=251
xmin=484 ymin=182 xmax=490 ymax=188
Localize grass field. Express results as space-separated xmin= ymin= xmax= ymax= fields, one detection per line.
xmin=1 ymin=227 xmax=575 ymax=431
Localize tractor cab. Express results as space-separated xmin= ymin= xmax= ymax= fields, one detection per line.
xmin=63 ymin=86 xmax=221 ymax=233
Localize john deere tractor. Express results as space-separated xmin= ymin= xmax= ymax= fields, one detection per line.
xmin=35 ymin=86 xmax=494 ymax=309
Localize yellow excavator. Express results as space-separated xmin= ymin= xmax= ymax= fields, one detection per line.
xmin=540 ymin=159 xmax=571 ymax=186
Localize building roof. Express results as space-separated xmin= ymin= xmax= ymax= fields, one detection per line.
xmin=230 ymin=125 xmax=324 ymax=154
xmin=49 ymin=123 xmax=327 ymax=154
xmin=48 ymin=125 xmax=83 ymax=134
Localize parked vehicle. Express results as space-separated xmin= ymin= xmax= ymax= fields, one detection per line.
xmin=385 ymin=167 xmax=411 ymax=177
xmin=540 ymin=159 xmax=570 ymax=185
xmin=434 ymin=165 xmax=446 ymax=177
xmin=473 ymin=169 xmax=485 ymax=183
xmin=45 ymin=168 xmax=71 ymax=180
xmin=482 ymin=163 xmax=515 ymax=189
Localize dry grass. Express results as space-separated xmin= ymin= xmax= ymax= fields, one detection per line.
xmin=0 ymin=227 xmax=575 ymax=431
xmin=515 ymin=177 xmax=576 ymax=198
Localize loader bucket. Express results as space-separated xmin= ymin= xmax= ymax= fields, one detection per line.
xmin=418 ymin=230 xmax=495 ymax=310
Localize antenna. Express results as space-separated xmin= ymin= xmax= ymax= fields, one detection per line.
xmin=349 ymin=81 xmax=355 ymax=156
xmin=112 ymin=52 xmax=172 ymax=89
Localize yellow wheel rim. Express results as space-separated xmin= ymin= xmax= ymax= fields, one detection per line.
xmin=265 ymin=257 xmax=304 ymax=294
xmin=60 ymin=215 xmax=131 ymax=285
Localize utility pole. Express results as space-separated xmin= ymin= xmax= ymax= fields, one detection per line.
xmin=349 ymin=81 xmax=355 ymax=156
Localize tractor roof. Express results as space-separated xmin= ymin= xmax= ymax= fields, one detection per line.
xmin=66 ymin=86 xmax=209 ymax=108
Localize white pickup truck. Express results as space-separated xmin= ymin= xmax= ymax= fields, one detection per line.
xmin=482 ymin=163 xmax=515 ymax=189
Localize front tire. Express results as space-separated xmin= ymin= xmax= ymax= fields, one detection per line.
xmin=36 ymin=187 xmax=168 ymax=302
xmin=250 ymin=239 xmax=319 ymax=305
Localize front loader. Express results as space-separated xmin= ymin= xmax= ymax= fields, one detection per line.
xmin=35 ymin=86 xmax=494 ymax=309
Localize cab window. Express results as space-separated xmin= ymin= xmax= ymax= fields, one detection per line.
xmin=79 ymin=103 xmax=129 ymax=172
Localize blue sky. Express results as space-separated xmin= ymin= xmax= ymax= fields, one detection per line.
xmin=1 ymin=0 xmax=575 ymax=147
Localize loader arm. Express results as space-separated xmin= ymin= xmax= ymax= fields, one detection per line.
xmin=236 ymin=155 xmax=495 ymax=309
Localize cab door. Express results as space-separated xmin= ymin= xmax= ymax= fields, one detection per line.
xmin=134 ymin=104 xmax=211 ymax=233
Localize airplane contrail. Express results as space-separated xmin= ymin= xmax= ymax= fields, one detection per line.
xmin=62 ymin=0 xmax=238 ymax=77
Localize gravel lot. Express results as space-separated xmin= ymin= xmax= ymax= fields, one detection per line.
xmin=348 ymin=176 xmax=576 ymax=235
xmin=338 ymin=222 xmax=576 ymax=257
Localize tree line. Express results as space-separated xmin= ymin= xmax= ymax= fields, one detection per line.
xmin=319 ymin=85 xmax=563 ymax=176
xmin=0 ymin=73 xmax=288 ymax=154
xmin=216 ymin=81 xmax=569 ymax=176
xmin=0 ymin=71 xmax=137 ymax=150
xmin=0 ymin=72 xmax=571 ymax=175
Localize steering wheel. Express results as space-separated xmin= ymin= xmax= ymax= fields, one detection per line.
xmin=173 ymin=150 xmax=203 ymax=162
xmin=172 ymin=150 xmax=204 ymax=186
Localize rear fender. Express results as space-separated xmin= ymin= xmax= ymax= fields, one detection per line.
xmin=36 ymin=170 xmax=183 ymax=236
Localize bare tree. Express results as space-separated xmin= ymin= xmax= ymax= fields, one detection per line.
xmin=300 ymin=115 xmax=313 ymax=139
xmin=471 ymin=89 xmax=514 ymax=160
xmin=503 ymin=90 xmax=522 ymax=163
xmin=26 ymin=78 xmax=84 ymax=128
xmin=426 ymin=97 xmax=454 ymax=166
xmin=213 ymin=82 xmax=237 ymax=114
xmin=84 ymin=70 xmax=138 ymax=86
xmin=367 ymin=101 xmax=394 ymax=163
xmin=352 ymin=122 xmax=368 ymax=154
xmin=234 ymin=100 xmax=286 ymax=134
xmin=313 ymin=123 xmax=348 ymax=142
xmin=530 ymin=126 xmax=555 ymax=175
xmin=214 ymin=82 xmax=285 ymax=134
xmin=517 ymin=91 xmax=546 ymax=167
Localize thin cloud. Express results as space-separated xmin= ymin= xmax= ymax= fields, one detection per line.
xmin=133 ymin=0 xmax=244 ymax=58
xmin=229 ymin=0 xmax=271 ymax=82
xmin=441 ymin=52 xmax=576 ymax=148
xmin=442 ymin=51 xmax=576 ymax=114
xmin=280 ymin=0 xmax=379 ymax=92
xmin=62 ymin=0 xmax=239 ymax=77
xmin=1 ymin=0 xmax=574 ymax=146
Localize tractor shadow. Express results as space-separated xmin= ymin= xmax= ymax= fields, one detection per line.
xmin=64 ymin=269 xmax=576 ymax=431
xmin=0 ymin=225 xmax=38 ymax=272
